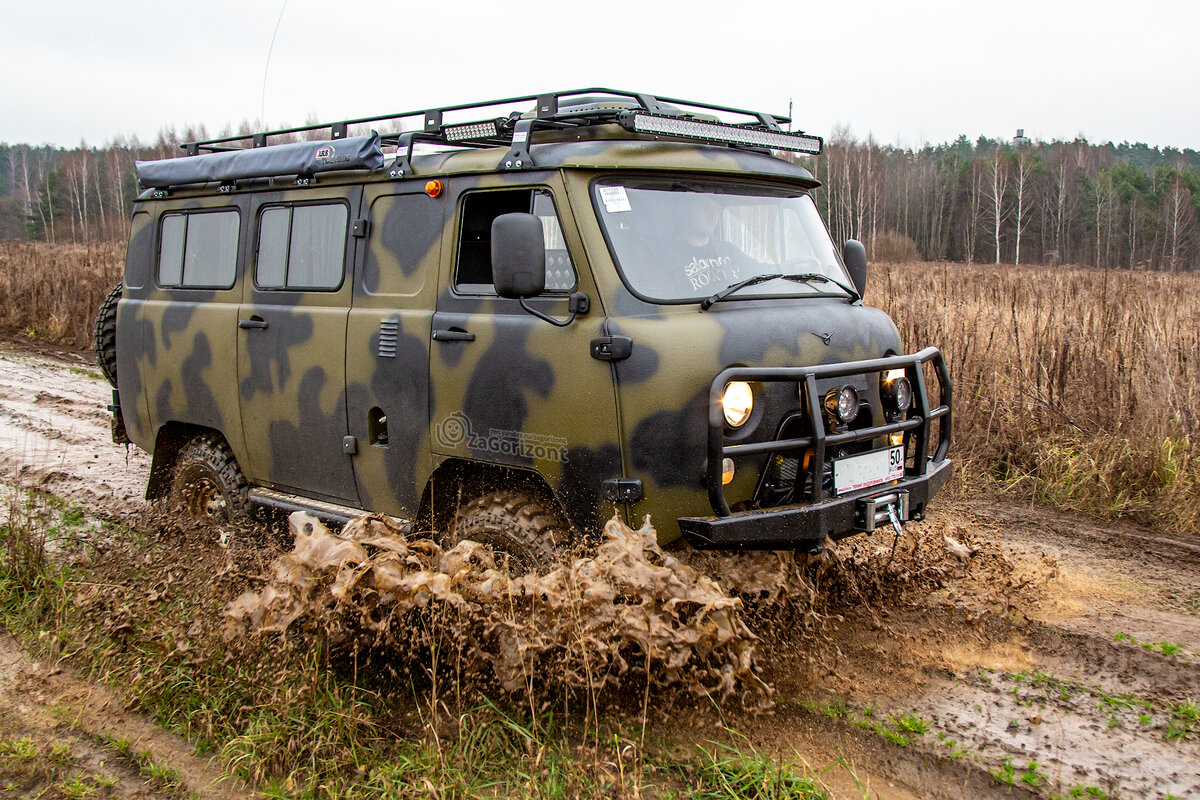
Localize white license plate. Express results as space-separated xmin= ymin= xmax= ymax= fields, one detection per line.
xmin=833 ymin=446 xmax=905 ymax=495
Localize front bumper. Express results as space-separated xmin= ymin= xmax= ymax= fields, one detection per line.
xmin=679 ymin=457 xmax=952 ymax=549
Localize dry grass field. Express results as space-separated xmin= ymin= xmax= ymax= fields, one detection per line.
xmin=0 ymin=241 xmax=123 ymax=351
xmin=879 ymin=261 xmax=1200 ymax=533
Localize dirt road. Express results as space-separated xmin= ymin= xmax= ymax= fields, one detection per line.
xmin=1 ymin=345 xmax=1197 ymax=798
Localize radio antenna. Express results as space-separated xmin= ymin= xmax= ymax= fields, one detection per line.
xmin=260 ymin=0 xmax=290 ymax=131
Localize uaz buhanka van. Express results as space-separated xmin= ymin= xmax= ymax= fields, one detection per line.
xmin=95 ymin=88 xmax=952 ymax=566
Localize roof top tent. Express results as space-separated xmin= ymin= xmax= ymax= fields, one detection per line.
xmin=134 ymin=89 xmax=825 ymax=193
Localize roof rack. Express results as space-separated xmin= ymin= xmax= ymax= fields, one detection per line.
xmin=181 ymin=88 xmax=824 ymax=164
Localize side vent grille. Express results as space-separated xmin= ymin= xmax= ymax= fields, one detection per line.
xmin=378 ymin=320 xmax=399 ymax=358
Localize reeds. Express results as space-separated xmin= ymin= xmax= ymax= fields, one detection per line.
xmin=0 ymin=241 xmax=123 ymax=351
xmin=879 ymin=262 xmax=1200 ymax=533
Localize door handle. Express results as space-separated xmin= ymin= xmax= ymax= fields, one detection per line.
xmin=238 ymin=318 xmax=269 ymax=330
xmin=432 ymin=329 xmax=475 ymax=342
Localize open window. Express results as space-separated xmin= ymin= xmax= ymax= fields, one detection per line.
xmin=455 ymin=189 xmax=576 ymax=295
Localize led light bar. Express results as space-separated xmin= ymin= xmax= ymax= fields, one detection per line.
xmin=622 ymin=112 xmax=823 ymax=154
xmin=443 ymin=120 xmax=500 ymax=141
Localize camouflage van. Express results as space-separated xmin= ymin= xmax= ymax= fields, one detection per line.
xmin=97 ymin=89 xmax=952 ymax=565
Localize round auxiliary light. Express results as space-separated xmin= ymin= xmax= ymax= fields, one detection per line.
xmin=824 ymin=385 xmax=859 ymax=424
xmin=882 ymin=371 xmax=913 ymax=414
xmin=722 ymin=381 xmax=754 ymax=428
xmin=424 ymin=179 xmax=443 ymax=198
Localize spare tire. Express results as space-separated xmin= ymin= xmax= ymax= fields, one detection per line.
xmin=94 ymin=282 xmax=122 ymax=388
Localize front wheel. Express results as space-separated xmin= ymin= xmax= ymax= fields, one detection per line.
xmin=451 ymin=491 xmax=569 ymax=573
xmin=170 ymin=436 xmax=249 ymax=522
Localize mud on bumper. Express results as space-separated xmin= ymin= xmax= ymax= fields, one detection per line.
xmin=682 ymin=347 xmax=952 ymax=550
xmin=679 ymin=457 xmax=952 ymax=549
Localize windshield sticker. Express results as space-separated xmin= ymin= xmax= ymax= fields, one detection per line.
xmin=684 ymin=256 xmax=740 ymax=290
xmin=599 ymin=186 xmax=632 ymax=213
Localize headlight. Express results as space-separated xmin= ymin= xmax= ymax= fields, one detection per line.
xmin=881 ymin=369 xmax=913 ymax=414
xmin=823 ymin=385 xmax=859 ymax=423
xmin=722 ymin=381 xmax=753 ymax=428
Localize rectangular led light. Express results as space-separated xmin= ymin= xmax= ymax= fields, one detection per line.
xmin=627 ymin=113 xmax=823 ymax=154
xmin=443 ymin=120 xmax=500 ymax=141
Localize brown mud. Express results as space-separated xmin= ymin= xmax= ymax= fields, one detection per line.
xmin=2 ymin=345 xmax=1198 ymax=798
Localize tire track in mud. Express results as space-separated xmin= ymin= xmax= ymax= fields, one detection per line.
xmin=0 ymin=631 xmax=251 ymax=799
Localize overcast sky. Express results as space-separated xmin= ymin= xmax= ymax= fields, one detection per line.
xmin=3 ymin=0 xmax=1198 ymax=152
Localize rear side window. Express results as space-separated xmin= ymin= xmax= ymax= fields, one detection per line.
xmin=157 ymin=209 xmax=240 ymax=289
xmin=255 ymin=203 xmax=348 ymax=290
xmin=455 ymin=189 xmax=577 ymax=294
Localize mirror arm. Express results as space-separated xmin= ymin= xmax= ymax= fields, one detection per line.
xmin=518 ymin=291 xmax=589 ymax=328
xmin=520 ymin=297 xmax=575 ymax=327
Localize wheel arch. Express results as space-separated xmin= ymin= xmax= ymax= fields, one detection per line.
xmin=146 ymin=422 xmax=238 ymax=500
xmin=417 ymin=458 xmax=568 ymax=535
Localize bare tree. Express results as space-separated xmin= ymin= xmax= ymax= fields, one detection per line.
xmin=1165 ymin=175 xmax=1195 ymax=271
xmin=984 ymin=146 xmax=1009 ymax=264
xmin=1012 ymin=147 xmax=1034 ymax=265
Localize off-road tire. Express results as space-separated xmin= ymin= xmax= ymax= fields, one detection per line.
xmin=452 ymin=491 xmax=569 ymax=573
xmin=94 ymin=282 xmax=122 ymax=388
xmin=170 ymin=435 xmax=249 ymax=522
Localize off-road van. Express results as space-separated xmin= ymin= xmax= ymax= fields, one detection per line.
xmin=97 ymin=88 xmax=952 ymax=563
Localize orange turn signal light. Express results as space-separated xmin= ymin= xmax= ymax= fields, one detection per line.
xmin=424 ymin=179 xmax=443 ymax=198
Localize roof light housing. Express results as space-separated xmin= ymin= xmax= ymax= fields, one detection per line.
xmin=618 ymin=111 xmax=823 ymax=154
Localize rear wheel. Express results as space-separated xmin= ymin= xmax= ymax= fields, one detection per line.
xmin=94 ymin=282 xmax=122 ymax=388
xmin=452 ymin=490 xmax=569 ymax=572
xmin=171 ymin=436 xmax=249 ymax=522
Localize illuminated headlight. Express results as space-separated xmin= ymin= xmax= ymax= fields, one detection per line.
xmin=622 ymin=113 xmax=823 ymax=154
xmin=881 ymin=369 xmax=913 ymax=414
xmin=443 ymin=120 xmax=500 ymax=141
xmin=722 ymin=381 xmax=754 ymax=428
xmin=824 ymin=386 xmax=859 ymax=424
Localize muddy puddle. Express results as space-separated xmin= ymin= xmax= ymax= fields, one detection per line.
xmin=0 ymin=349 xmax=149 ymax=512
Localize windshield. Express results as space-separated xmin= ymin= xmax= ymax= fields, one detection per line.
xmin=592 ymin=178 xmax=852 ymax=304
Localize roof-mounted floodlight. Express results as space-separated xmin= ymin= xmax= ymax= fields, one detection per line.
xmin=619 ymin=112 xmax=823 ymax=154
xmin=443 ymin=120 xmax=501 ymax=142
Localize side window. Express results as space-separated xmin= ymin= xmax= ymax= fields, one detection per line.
xmin=157 ymin=209 xmax=239 ymax=289
xmin=455 ymin=189 xmax=577 ymax=294
xmin=255 ymin=202 xmax=348 ymax=290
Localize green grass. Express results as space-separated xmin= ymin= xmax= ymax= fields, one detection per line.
xmin=989 ymin=756 xmax=1015 ymax=786
xmin=677 ymin=740 xmax=827 ymax=800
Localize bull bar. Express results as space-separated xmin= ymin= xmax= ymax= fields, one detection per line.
xmin=679 ymin=347 xmax=952 ymax=549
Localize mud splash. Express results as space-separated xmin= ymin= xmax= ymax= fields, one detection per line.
xmin=226 ymin=512 xmax=770 ymax=706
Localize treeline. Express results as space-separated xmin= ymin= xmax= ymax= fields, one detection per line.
xmin=805 ymin=132 xmax=1200 ymax=271
xmin=2 ymin=127 xmax=1200 ymax=270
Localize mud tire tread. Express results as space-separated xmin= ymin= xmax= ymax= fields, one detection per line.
xmin=453 ymin=490 xmax=568 ymax=571
xmin=93 ymin=281 xmax=122 ymax=388
xmin=171 ymin=435 xmax=250 ymax=521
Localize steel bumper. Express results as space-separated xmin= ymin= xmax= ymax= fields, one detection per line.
xmin=678 ymin=457 xmax=953 ymax=550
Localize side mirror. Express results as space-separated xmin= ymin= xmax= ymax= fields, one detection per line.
xmin=491 ymin=213 xmax=546 ymax=299
xmin=843 ymin=239 xmax=867 ymax=298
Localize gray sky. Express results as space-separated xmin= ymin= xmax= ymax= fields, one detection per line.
xmin=4 ymin=0 xmax=1198 ymax=151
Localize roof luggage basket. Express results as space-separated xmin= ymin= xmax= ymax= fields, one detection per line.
xmin=143 ymin=89 xmax=824 ymax=190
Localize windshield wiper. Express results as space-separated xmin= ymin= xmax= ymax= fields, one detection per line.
xmin=700 ymin=272 xmax=858 ymax=311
